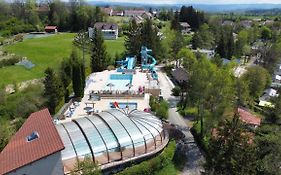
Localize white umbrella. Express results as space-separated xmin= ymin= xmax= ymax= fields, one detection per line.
xmin=107 ymin=83 xmax=115 ymax=91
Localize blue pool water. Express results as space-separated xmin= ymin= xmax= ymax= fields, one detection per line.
xmin=110 ymin=102 xmax=137 ymax=110
xmin=105 ymin=74 xmax=133 ymax=90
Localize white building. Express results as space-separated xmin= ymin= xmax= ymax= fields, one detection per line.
xmin=89 ymin=22 xmax=118 ymax=40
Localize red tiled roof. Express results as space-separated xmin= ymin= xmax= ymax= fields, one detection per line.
xmin=45 ymin=26 xmax=57 ymax=30
xmin=238 ymin=108 xmax=261 ymax=126
xmin=0 ymin=109 xmax=64 ymax=174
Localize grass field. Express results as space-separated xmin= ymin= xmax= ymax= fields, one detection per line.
xmin=0 ymin=33 xmax=125 ymax=87
xmin=107 ymin=16 xmax=130 ymax=26
xmin=105 ymin=36 xmax=125 ymax=57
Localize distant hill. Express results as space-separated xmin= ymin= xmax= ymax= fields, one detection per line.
xmin=87 ymin=1 xmax=281 ymax=12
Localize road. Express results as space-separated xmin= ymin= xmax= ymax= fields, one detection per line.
xmin=157 ymin=69 xmax=204 ymax=175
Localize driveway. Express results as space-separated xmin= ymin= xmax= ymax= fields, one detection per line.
xmin=157 ymin=69 xmax=204 ymax=175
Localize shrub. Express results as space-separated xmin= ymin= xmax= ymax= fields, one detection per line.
xmin=107 ymin=65 xmax=115 ymax=70
xmin=117 ymin=140 xmax=176 ymax=175
xmin=156 ymin=101 xmax=169 ymax=119
xmin=150 ymin=96 xmax=169 ymax=119
xmin=172 ymin=86 xmax=180 ymax=96
xmin=0 ymin=55 xmax=21 ymax=68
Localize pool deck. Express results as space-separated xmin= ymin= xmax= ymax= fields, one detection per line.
xmin=58 ymin=68 xmax=159 ymax=123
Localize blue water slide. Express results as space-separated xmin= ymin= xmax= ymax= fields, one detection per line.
xmin=127 ymin=57 xmax=135 ymax=69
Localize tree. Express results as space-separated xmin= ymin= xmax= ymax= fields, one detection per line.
xmin=187 ymin=57 xmax=234 ymax=136
xmin=70 ymin=156 xmax=101 ymax=175
xmin=260 ymin=41 xmax=281 ymax=73
xmin=73 ymin=30 xmax=91 ymax=66
xmin=265 ymin=90 xmax=281 ymax=124
xmin=216 ymin=26 xmax=234 ymax=59
xmin=91 ymin=28 xmax=107 ymax=72
xmin=43 ymin=67 xmax=63 ymax=114
xmin=0 ymin=118 xmax=14 ymax=151
xmin=59 ymin=58 xmax=72 ymax=102
xmin=124 ymin=19 xmax=141 ymax=56
xmin=70 ymin=49 xmax=85 ymax=98
xmin=141 ymin=19 xmax=162 ymax=59
xmin=170 ymin=11 xmax=180 ymax=31
xmin=178 ymin=47 xmax=197 ymax=71
xmin=226 ymin=29 xmax=234 ymax=59
xmin=261 ymin=26 xmax=272 ymax=40
xmin=255 ymin=125 xmax=281 ymax=175
xmin=192 ymin=24 xmax=214 ymax=49
xmin=206 ymin=111 xmax=257 ymax=175
xmin=241 ymin=66 xmax=271 ymax=99
xmin=235 ymin=30 xmax=249 ymax=57
xmin=236 ymin=78 xmax=250 ymax=107
xmin=171 ymin=31 xmax=184 ymax=66
xmin=179 ymin=6 xmax=205 ymax=30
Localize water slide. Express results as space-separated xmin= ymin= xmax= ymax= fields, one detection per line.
xmin=140 ymin=46 xmax=158 ymax=80
xmin=127 ymin=57 xmax=135 ymax=69
xmin=116 ymin=57 xmax=129 ymax=69
xmin=116 ymin=56 xmax=135 ymax=71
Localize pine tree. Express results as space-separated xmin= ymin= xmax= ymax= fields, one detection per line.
xmin=171 ymin=31 xmax=184 ymax=66
xmin=171 ymin=11 xmax=180 ymax=31
xmin=124 ymin=19 xmax=141 ymax=56
xmin=91 ymin=28 xmax=107 ymax=72
xmin=227 ymin=30 xmax=234 ymax=58
xmin=141 ymin=19 xmax=162 ymax=59
xmin=59 ymin=58 xmax=72 ymax=102
xmin=43 ymin=67 xmax=63 ymax=114
xmin=70 ymin=49 xmax=85 ymax=98
xmin=216 ymin=32 xmax=226 ymax=58
xmin=207 ymin=111 xmax=257 ymax=175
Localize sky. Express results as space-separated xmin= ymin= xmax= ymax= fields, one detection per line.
xmin=88 ymin=0 xmax=281 ymax=4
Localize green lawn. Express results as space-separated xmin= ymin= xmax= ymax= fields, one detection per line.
xmin=0 ymin=33 xmax=125 ymax=87
xmin=105 ymin=36 xmax=125 ymax=57
xmin=107 ymin=16 xmax=130 ymax=25
xmin=1 ymin=33 xmax=75 ymax=86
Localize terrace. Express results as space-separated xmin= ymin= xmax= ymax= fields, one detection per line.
xmin=57 ymin=68 xmax=159 ymax=122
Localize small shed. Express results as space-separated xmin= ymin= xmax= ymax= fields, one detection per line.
xmin=44 ymin=26 xmax=58 ymax=33
xmin=171 ymin=68 xmax=188 ymax=85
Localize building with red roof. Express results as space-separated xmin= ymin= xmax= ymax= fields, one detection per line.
xmin=45 ymin=26 xmax=58 ymax=33
xmin=0 ymin=109 xmax=64 ymax=175
xmin=238 ymin=107 xmax=261 ymax=127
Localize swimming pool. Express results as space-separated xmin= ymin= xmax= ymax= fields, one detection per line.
xmin=105 ymin=74 xmax=133 ymax=90
xmin=110 ymin=102 xmax=137 ymax=110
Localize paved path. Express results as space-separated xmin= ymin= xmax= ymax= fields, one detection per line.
xmin=157 ymin=69 xmax=204 ymax=175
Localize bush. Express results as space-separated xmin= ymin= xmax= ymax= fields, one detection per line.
xmin=156 ymin=101 xmax=169 ymax=119
xmin=150 ymin=96 xmax=169 ymax=119
xmin=0 ymin=55 xmax=21 ymax=68
xmin=107 ymin=65 xmax=115 ymax=70
xmin=117 ymin=140 xmax=176 ymax=175
xmin=172 ymin=86 xmax=180 ymax=96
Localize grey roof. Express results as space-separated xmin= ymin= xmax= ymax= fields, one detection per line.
xmin=56 ymin=109 xmax=166 ymax=172
xmin=171 ymin=68 xmax=188 ymax=83
xmin=94 ymin=22 xmax=118 ymax=30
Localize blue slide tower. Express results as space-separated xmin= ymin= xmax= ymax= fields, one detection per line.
xmin=140 ymin=46 xmax=158 ymax=80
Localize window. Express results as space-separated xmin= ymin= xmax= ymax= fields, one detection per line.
xmin=26 ymin=131 xmax=39 ymax=142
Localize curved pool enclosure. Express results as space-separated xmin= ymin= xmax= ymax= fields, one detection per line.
xmin=56 ymin=109 xmax=168 ymax=173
